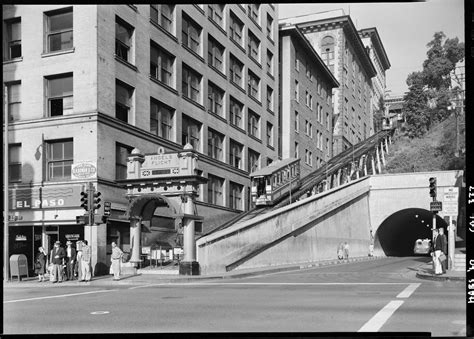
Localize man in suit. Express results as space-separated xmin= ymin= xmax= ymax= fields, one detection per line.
xmin=65 ymin=241 xmax=77 ymax=281
xmin=438 ymin=228 xmax=448 ymax=273
xmin=50 ymin=241 xmax=65 ymax=283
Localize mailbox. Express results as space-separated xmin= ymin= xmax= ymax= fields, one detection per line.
xmin=10 ymin=254 xmax=29 ymax=281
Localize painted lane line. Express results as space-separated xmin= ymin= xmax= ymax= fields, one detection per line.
xmin=396 ymin=283 xmax=421 ymax=298
xmin=358 ymin=300 xmax=404 ymax=332
xmin=129 ymin=282 xmax=408 ymax=289
xmin=4 ymin=289 xmax=118 ymax=304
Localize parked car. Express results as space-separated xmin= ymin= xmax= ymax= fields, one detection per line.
xmin=414 ymin=238 xmax=431 ymax=255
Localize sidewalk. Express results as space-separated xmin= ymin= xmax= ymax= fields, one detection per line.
xmin=415 ymin=262 xmax=466 ymax=282
xmin=4 ymin=255 xmax=383 ymax=288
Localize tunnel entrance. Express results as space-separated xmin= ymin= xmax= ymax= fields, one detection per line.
xmin=375 ymin=208 xmax=448 ymax=256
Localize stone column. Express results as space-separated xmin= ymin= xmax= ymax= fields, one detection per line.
xmin=179 ymin=194 xmax=199 ymax=275
xmin=129 ymin=217 xmax=142 ymax=271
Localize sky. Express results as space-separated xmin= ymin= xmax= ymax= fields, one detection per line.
xmin=278 ymin=0 xmax=465 ymax=96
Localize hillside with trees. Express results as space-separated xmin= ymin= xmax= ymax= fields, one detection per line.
xmin=383 ymin=31 xmax=465 ymax=173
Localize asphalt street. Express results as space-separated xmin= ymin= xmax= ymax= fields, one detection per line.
xmin=3 ymin=257 xmax=466 ymax=336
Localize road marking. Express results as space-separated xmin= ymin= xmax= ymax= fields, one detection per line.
xmin=128 ymin=282 xmax=408 ymax=289
xmin=4 ymin=289 xmax=117 ymax=304
xmin=358 ymin=300 xmax=404 ymax=332
xmin=91 ymin=311 xmax=110 ymax=315
xmin=396 ymin=283 xmax=421 ymax=298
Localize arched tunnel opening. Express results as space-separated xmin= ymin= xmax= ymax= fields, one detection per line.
xmin=375 ymin=208 xmax=448 ymax=256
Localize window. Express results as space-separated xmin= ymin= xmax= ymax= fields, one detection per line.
xmin=115 ymin=17 xmax=133 ymax=63
xmin=182 ymin=114 xmax=201 ymax=151
xmin=248 ymin=148 xmax=260 ymax=173
xmin=229 ymin=182 xmax=243 ymax=210
xmin=295 ymin=111 xmax=299 ymax=132
xmin=6 ymin=82 xmax=21 ymax=121
xmin=229 ymin=12 xmax=243 ymax=45
xmin=266 ymin=86 xmax=274 ymax=111
xmin=266 ymin=49 xmax=273 ymax=75
xmin=208 ymin=4 xmax=224 ymax=26
xmin=9 ymin=144 xmax=21 ymax=182
xmin=229 ymin=139 xmax=242 ymax=169
xmin=248 ymin=109 xmax=260 ymax=138
xmin=229 ymin=97 xmax=243 ymax=128
xmin=326 ymin=112 xmax=330 ymax=130
xmin=116 ymin=143 xmax=132 ymax=180
xmin=305 ymin=149 xmax=312 ymax=166
xmin=266 ymin=14 xmax=273 ymax=40
xmin=182 ymin=65 xmax=202 ymax=103
xmin=208 ymin=128 xmax=224 ymax=161
xmin=306 ymin=61 xmax=311 ymax=78
xmin=248 ymin=71 xmax=260 ymax=100
xmin=266 ymin=122 xmax=273 ymax=147
xmin=248 ymin=4 xmax=260 ymax=24
xmin=305 ymin=91 xmax=310 ymax=106
xmin=321 ymin=36 xmax=335 ymax=73
xmin=5 ymin=18 xmax=21 ymax=59
xmin=150 ymin=5 xmax=174 ymax=33
xmin=248 ymin=31 xmax=260 ymax=61
xmin=229 ymin=55 xmax=243 ymax=87
xmin=317 ymin=104 xmax=322 ymax=122
xmin=46 ymin=8 xmax=73 ymax=53
xmin=182 ymin=14 xmax=201 ymax=54
xmin=47 ymin=73 xmax=73 ymax=117
xmin=47 ymin=139 xmax=73 ymax=181
xmin=305 ymin=120 xmax=312 ymax=137
xmin=207 ymin=174 xmax=224 ymax=206
xmin=294 ymin=80 xmax=299 ymax=101
xmin=150 ymin=43 xmax=174 ymax=86
xmin=294 ymin=142 xmax=299 ymax=158
xmin=116 ymin=80 xmax=133 ymax=123
xmin=208 ymin=82 xmax=224 ymax=116
xmin=150 ymin=99 xmax=173 ymax=140
xmin=326 ymin=138 xmax=330 ymax=157
xmin=295 ymin=52 xmax=300 ymax=70
xmin=208 ymin=36 xmax=224 ymax=72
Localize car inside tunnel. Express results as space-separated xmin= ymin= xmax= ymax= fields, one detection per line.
xmin=375 ymin=208 xmax=448 ymax=256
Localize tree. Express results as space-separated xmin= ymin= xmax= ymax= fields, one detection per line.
xmin=402 ymin=32 xmax=464 ymax=138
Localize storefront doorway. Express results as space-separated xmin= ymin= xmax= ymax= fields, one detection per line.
xmin=44 ymin=226 xmax=59 ymax=257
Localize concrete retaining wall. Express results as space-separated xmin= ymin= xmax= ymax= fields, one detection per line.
xmin=197 ymin=177 xmax=373 ymax=275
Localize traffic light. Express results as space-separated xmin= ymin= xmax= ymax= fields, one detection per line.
xmin=429 ymin=177 xmax=437 ymax=198
xmin=80 ymin=191 xmax=89 ymax=211
xmin=92 ymin=191 xmax=102 ymax=211
xmin=103 ymin=201 xmax=111 ymax=216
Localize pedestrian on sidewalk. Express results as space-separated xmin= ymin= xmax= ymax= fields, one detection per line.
xmin=337 ymin=243 xmax=344 ymax=260
xmin=439 ymin=227 xmax=448 ymax=273
xmin=431 ymin=229 xmax=443 ymax=275
xmin=110 ymin=242 xmax=124 ymax=281
xmin=75 ymin=240 xmax=83 ymax=281
xmin=80 ymin=240 xmax=92 ymax=282
xmin=34 ymin=247 xmax=47 ymax=282
xmin=343 ymin=242 xmax=350 ymax=260
xmin=50 ymin=241 xmax=65 ymax=283
xmin=65 ymin=241 xmax=77 ymax=281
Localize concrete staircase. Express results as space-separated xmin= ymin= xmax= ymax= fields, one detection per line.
xmin=452 ymin=253 xmax=465 ymax=271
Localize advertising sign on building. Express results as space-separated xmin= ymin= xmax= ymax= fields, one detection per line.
xmin=72 ymin=162 xmax=97 ymax=180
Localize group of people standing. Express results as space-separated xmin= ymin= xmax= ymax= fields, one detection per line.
xmin=337 ymin=242 xmax=350 ymax=260
xmin=431 ymin=227 xmax=448 ymax=275
xmin=34 ymin=240 xmax=92 ymax=283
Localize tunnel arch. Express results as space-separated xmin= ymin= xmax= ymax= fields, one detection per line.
xmin=374 ymin=208 xmax=448 ymax=256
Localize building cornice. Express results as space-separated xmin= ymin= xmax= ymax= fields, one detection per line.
xmin=358 ymin=27 xmax=391 ymax=71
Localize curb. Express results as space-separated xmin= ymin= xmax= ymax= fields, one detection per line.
xmin=416 ymin=271 xmax=465 ymax=282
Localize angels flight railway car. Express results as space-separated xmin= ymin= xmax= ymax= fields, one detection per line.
xmin=250 ymin=158 xmax=301 ymax=206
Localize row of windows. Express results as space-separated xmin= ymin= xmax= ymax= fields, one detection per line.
xmin=294 ymin=80 xmax=331 ymax=107
xmin=294 ymin=110 xmax=331 ymax=135
xmin=8 ymin=140 xmax=245 ymax=211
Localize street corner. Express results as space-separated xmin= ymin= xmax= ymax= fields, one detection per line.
xmin=416 ymin=267 xmax=466 ymax=282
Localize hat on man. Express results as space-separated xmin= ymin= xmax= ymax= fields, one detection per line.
xmin=66 ymin=240 xmax=72 ymax=245
xmin=55 ymin=241 xmax=61 ymax=245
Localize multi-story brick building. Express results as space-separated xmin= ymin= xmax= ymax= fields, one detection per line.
xmin=280 ymin=10 xmax=377 ymax=156
xmin=358 ymin=27 xmax=391 ymax=132
xmin=279 ymin=24 xmax=339 ymax=177
xmin=3 ymin=4 xmax=279 ymax=274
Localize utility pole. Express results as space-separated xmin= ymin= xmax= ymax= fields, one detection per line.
xmin=4 ymin=86 xmax=10 ymax=283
